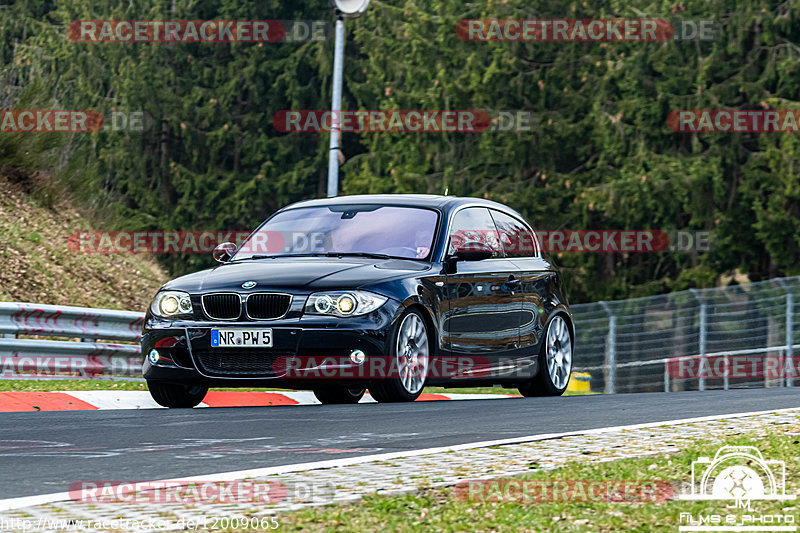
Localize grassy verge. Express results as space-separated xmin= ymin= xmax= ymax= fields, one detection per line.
xmin=0 ymin=380 xmax=518 ymax=395
xmin=0 ymin=379 xmax=149 ymax=391
xmin=0 ymin=379 xmax=285 ymax=392
xmin=0 ymin=380 xmax=595 ymax=396
xmin=277 ymin=427 xmax=800 ymax=532
xmin=0 ymin=173 xmax=167 ymax=310
xmin=422 ymin=386 xmax=518 ymax=395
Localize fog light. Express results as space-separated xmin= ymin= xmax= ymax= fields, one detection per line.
xmin=350 ymin=349 xmax=366 ymax=365
xmin=148 ymin=349 xmax=160 ymax=364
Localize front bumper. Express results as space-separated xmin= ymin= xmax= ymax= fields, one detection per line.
xmin=141 ymin=300 xmax=401 ymax=388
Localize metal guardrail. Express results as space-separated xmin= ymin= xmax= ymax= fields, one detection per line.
xmin=3 ymin=275 xmax=800 ymax=389
xmin=572 ymin=275 xmax=800 ymax=394
xmin=0 ymin=302 xmax=143 ymax=341
xmin=0 ymin=302 xmax=144 ymax=378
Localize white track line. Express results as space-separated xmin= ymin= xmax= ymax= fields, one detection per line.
xmin=1 ymin=405 xmax=799 ymax=512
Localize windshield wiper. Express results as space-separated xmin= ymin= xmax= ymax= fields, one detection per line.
xmin=232 ymin=254 xmax=319 ymax=261
xmin=232 ymin=252 xmax=393 ymax=261
xmin=316 ymin=252 xmax=392 ymax=260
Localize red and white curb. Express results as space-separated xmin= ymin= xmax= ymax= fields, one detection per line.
xmin=0 ymin=390 xmax=520 ymax=412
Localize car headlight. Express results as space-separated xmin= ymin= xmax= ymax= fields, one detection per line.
xmin=150 ymin=290 xmax=193 ymax=318
xmin=305 ymin=291 xmax=387 ymax=317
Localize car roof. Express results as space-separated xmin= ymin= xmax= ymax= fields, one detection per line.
xmin=283 ymin=194 xmax=519 ymax=215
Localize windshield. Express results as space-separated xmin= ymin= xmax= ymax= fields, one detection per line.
xmin=232 ymin=205 xmax=439 ymax=261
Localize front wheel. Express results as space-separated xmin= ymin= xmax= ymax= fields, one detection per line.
xmin=518 ymin=315 xmax=573 ymax=397
xmin=313 ymin=387 xmax=366 ymax=404
xmin=147 ymin=381 xmax=208 ymax=408
xmin=370 ymin=308 xmax=430 ymax=403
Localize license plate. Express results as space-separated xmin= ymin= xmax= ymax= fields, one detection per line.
xmin=211 ymin=328 xmax=273 ymax=348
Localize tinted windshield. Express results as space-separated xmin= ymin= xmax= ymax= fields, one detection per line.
xmin=233 ymin=205 xmax=439 ymax=260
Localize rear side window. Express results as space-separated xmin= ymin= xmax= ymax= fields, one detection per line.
xmin=490 ymin=210 xmax=539 ymax=258
xmin=447 ymin=207 xmax=503 ymax=257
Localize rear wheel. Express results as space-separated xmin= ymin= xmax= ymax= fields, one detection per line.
xmin=147 ymin=381 xmax=208 ymax=408
xmin=370 ymin=309 xmax=430 ymax=403
xmin=518 ymin=315 xmax=573 ymax=397
xmin=313 ymin=387 xmax=366 ymax=404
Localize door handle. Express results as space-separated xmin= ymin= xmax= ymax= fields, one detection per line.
xmin=503 ymin=277 xmax=521 ymax=292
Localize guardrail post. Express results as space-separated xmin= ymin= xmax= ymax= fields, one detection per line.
xmin=723 ymin=354 xmax=729 ymax=391
xmin=690 ymin=289 xmax=708 ymax=391
xmin=599 ymin=301 xmax=616 ymax=394
xmin=778 ymin=279 xmax=794 ymax=387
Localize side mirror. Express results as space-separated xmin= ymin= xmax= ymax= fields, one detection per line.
xmin=445 ymin=245 xmax=495 ymax=273
xmin=213 ymin=242 xmax=237 ymax=263
xmin=453 ymin=248 xmax=495 ymax=262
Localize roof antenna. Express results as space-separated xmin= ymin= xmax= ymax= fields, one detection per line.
xmin=444 ymin=186 xmax=449 ymax=195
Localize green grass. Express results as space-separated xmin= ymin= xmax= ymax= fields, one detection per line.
xmin=0 ymin=380 xmax=595 ymax=396
xmin=0 ymin=380 xmax=518 ymax=395
xmin=277 ymin=427 xmax=800 ymax=532
xmin=423 ymin=386 xmax=519 ymax=395
xmin=0 ymin=379 xmax=150 ymax=391
xmin=0 ymin=379 xmax=284 ymax=392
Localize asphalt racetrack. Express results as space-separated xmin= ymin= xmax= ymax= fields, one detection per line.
xmin=2 ymin=388 xmax=800 ymax=500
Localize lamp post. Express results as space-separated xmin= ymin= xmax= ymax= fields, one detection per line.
xmin=327 ymin=0 xmax=370 ymax=198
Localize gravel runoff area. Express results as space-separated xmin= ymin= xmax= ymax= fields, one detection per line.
xmin=2 ymin=408 xmax=799 ymax=532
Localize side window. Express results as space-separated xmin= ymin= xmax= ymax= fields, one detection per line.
xmin=447 ymin=207 xmax=504 ymax=257
xmin=490 ymin=210 xmax=539 ymax=258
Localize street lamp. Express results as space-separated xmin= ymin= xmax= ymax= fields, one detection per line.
xmin=327 ymin=0 xmax=370 ymax=197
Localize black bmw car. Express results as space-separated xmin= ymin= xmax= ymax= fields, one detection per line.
xmin=142 ymin=194 xmax=574 ymax=407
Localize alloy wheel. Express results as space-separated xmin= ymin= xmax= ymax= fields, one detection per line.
xmin=546 ymin=315 xmax=572 ymax=390
xmin=395 ymin=313 xmax=429 ymax=394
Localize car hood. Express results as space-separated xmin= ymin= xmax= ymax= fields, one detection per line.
xmin=162 ymin=257 xmax=431 ymax=293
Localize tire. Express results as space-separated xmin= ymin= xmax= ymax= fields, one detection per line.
xmin=147 ymin=381 xmax=208 ymax=408
xmin=313 ymin=387 xmax=366 ymax=404
xmin=518 ymin=314 xmax=573 ymax=397
xmin=370 ymin=308 xmax=430 ymax=403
